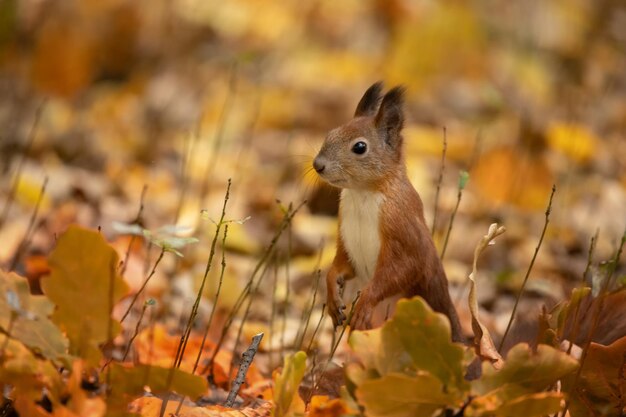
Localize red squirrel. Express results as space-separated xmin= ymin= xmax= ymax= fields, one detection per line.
xmin=313 ymin=82 xmax=463 ymax=342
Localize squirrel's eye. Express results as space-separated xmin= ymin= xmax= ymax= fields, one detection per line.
xmin=352 ymin=141 xmax=367 ymax=155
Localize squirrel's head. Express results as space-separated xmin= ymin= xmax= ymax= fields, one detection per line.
xmin=313 ymin=82 xmax=406 ymax=190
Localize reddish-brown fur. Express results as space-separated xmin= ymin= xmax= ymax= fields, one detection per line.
xmin=314 ymin=82 xmax=463 ymax=342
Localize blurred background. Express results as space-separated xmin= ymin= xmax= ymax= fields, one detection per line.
xmin=0 ymin=0 xmax=625 ymax=365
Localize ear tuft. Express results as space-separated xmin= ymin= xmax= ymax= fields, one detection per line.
xmin=354 ymin=81 xmax=384 ymax=117
xmin=375 ymin=86 xmax=406 ymax=147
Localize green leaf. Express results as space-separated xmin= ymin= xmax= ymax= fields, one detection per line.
xmin=0 ymin=271 xmax=69 ymax=364
xmin=42 ymin=226 xmax=129 ymax=367
xmin=459 ymin=170 xmax=470 ymax=189
xmin=356 ymin=372 xmax=462 ymax=417
xmin=273 ymin=351 xmax=307 ymax=417
xmin=107 ymin=363 xmax=207 ymax=415
xmin=380 ymin=297 xmax=468 ymax=393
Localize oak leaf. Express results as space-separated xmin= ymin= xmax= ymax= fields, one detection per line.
xmin=42 ymin=225 xmax=129 ymax=367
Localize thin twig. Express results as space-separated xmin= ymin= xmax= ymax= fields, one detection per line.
xmin=309 ymin=293 xmax=360 ymax=401
xmin=203 ymin=201 xmax=306 ymax=382
xmin=103 ymin=257 xmax=118 ymax=392
xmin=306 ymin=304 xmax=326 ymax=354
xmin=225 ymin=333 xmax=264 ymax=407
xmin=159 ymin=180 xmax=232 ymax=417
xmin=9 ymin=176 xmax=48 ymax=270
xmin=0 ymin=101 xmax=46 ymax=230
xmin=227 ymin=259 xmax=273 ymax=383
xmin=269 ymin=255 xmax=279 ymax=372
xmin=122 ymin=300 xmax=153 ymax=361
xmin=296 ymin=269 xmax=322 ymax=351
xmin=192 ymin=224 xmax=230 ymax=374
xmin=499 ymin=185 xmax=556 ymax=352
xmin=281 ymin=207 xmax=293 ymax=361
xmin=566 ymin=230 xmax=598 ymax=355
xmin=120 ymin=185 xmax=148 ymax=276
xmin=440 ymin=171 xmax=469 ymax=261
xmin=172 ymin=180 xmax=231 ymax=371
xmin=294 ymin=241 xmax=323 ymax=348
xmin=432 ymin=127 xmax=447 ymax=236
xmin=120 ymin=247 xmax=165 ymax=323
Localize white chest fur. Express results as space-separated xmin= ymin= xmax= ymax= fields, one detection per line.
xmin=340 ymin=189 xmax=383 ymax=284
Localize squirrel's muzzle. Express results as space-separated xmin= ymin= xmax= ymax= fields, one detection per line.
xmin=313 ymin=156 xmax=326 ymax=174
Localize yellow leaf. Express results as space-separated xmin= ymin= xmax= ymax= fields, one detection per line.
xmin=385 ymin=3 xmax=486 ymax=88
xmin=65 ymin=360 xmax=106 ymax=417
xmin=16 ymin=176 xmax=51 ymax=209
xmin=469 ymin=344 xmax=577 ymax=416
xmin=0 ymin=271 xmax=69 ymax=364
xmin=108 ymin=363 xmax=208 ymax=415
xmin=0 ymin=334 xmax=63 ymax=403
xmin=356 ymin=373 xmax=461 ymax=417
xmin=546 ymin=122 xmax=598 ymax=163
xmin=42 ymin=226 xmax=129 ymax=367
xmin=273 ymin=351 xmax=307 ymax=417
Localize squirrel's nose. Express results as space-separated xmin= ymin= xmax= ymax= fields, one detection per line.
xmin=313 ymin=157 xmax=326 ymax=174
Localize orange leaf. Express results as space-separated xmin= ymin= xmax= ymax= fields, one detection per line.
xmin=308 ymin=395 xmax=355 ymax=417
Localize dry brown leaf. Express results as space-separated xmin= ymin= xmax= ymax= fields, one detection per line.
xmin=468 ymin=223 xmax=505 ymax=369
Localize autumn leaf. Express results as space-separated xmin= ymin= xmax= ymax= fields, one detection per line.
xmin=564 ymin=335 xmax=626 ymax=417
xmin=63 ymin=360 xmax=107 ymax=417
xmin=42 ymin=225 xmax=129 ymax=367
xmin=467 ymin=392 xmax=563 ymax=417
xmin=132 ymin=325 xmax=259 ymax=388
xmin=0 ymin=270 xmax=69 ymax=364
xmin=467 ymin=344 xmax=578 ymax=417
xmin=31 ymin=16 xmax=95 ymax=97
xmin=546 ymin=122 xmax=598 ymax=163
xmin=308 ymin=395 xmax=356 ymax=417
xmin=356 ymin=372 xmax=462 ymax=417
xmin=467 ymin=224 xmax=505 ymax=369
xmin=472 ymin=147 xmax=554 ymax=210
xmin=273 ymin=351 xmax=307 ymax=417
xmin=347 ymin=297 xmax=470 ymax=415
xmin=0 ymin=335 xmax=63 ymax=406
xmin=380 ymin=297 xmax=469 ymax=394
xmin=107 ymin=363 xmax=208 ymax=416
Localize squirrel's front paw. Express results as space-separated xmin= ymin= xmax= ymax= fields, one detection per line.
xmin=350 ymin=294 xmax=373 ymax=331
xmin=327 ymin=292 xmax=346 ymax=328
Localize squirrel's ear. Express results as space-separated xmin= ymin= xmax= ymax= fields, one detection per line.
xmin=354 ymin=81 xmax=384 ymax=117
xmin=375 ymin=86 xmax=405 ymax=147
